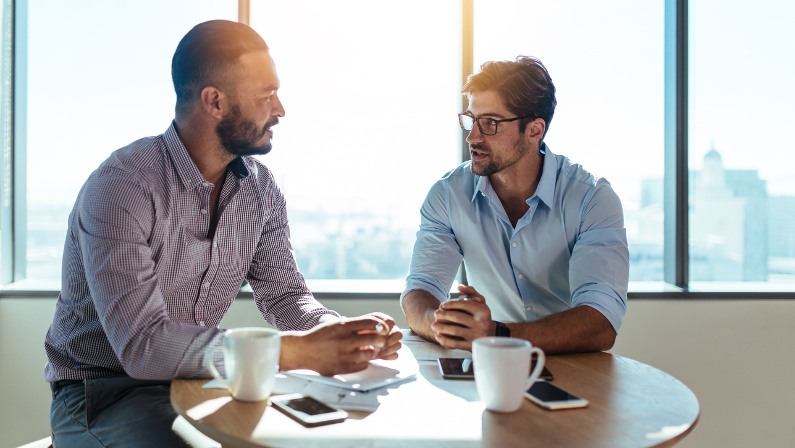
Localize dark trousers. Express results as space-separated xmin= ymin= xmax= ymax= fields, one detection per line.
xmin=49 ymin=375 xmax=191 ymax=448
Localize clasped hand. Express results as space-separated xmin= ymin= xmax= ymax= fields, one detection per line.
xmin=431 ymin=285 xmax=493 ymax=350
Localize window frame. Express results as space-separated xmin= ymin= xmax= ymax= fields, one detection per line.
xmin=1 ymin=0 xmax=793 ymax=300
xmin=1 ymin=0 xmax=26 ymax=284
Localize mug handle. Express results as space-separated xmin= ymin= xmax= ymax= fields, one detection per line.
xmin=524 ymin=347 xmax=546 ymax=389
xmin=206 ymin=345 xmax=229 ymax=389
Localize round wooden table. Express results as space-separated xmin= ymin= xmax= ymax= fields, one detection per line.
xmin=172 ymin=346 xmax=699 ymax=447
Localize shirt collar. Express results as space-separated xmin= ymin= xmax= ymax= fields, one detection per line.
xmin=163 ymin=122 xmax=251 ymax=190
xmin=229 ymin=157 xmax=251 ymax=179
xmin=472 ymin=172 xmax=490 ymax=202
xmin=534 ymin=143 xmax=556 ymax=208
xmin=471 ymin=142 xmax=557 ymax=207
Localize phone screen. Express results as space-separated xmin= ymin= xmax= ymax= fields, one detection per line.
xmin=438 ymin=358 xmax=474 ymax=377
xmin=526 ymin=381 xmax=579 ymax=402
xmin=282 ymin=397 xmax=338 ymax=415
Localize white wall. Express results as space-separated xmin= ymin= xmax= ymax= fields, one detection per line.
xmin=0 ymin=295 xmax=58 ymax=448
xmin=2 ymin=295 xmax=794 ymax=447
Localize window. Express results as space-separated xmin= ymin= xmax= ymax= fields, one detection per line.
xmin=17 ymin=0 xmax=459 ymax=290
xmin=473 ymin=0 xmax=665 ymax=282
xmin=3 ymin=0 xmax=794 ymax=296
xmin=248 ymin=0 xmax=460 ymax=290
xmin=688 ymin=0 xmax=795 ymax=288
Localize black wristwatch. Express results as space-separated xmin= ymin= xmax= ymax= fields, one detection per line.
xmin=494 ymin=320 xmax=511 ymax=337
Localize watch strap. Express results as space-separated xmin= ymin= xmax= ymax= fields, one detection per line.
xmin=494 ymin=320 xmax=511 ymax=337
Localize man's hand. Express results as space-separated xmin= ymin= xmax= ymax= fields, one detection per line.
xmin=360 ymin=312 xmax=403 ymax=361
xmin=431 ymin=284 xmax=495 ymax=350
xmin=281 ymin=314 xmax=401 ymax=376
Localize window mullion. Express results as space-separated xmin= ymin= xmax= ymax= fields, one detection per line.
xmin=664 ymin=0 xmax=688 ymax=288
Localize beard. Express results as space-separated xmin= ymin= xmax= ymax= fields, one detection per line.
xmin=470 ymin=135 xmax=528 ymax=177
xmin=216 ymin=105 xmax=275 ymax=157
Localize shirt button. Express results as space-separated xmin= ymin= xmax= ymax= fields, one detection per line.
xmin=526 ymin=305 xmax=533 ymax=311
xmin=199 ymin=321 xmax=206 ymax=327
xmin=201 ymin=209 xmax=207 ymax=215
xmin=511 ymin=242 xmax=519 ymax=248
xmin=517 ymin=274 xmax=524 ymax=280
xmin=203 ymin=282 xmax=210 ymax=288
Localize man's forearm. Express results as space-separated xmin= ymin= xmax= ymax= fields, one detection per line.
xmin=508 ymin=306 xmax=617 ymax=354
xmin=400 ymin=290 xmax=441 ymax=343
xmin=277 ymin=332 xmax=308 ymax=372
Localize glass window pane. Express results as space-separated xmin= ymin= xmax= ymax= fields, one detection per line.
xmin=689 ymin=0 xmax=795 ymax=287
xmin=473 ymin=0 xmax=665 ymax=282
xmin=25 ymin=1 xmax=237 ymax=285
xmin=249 ymin=1 xmax=460 ymax=288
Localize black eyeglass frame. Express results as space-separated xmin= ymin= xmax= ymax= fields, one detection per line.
xmin=458 ymin=113 xmax=536 ymax=136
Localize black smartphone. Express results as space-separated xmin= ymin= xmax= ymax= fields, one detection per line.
xmin=438 ymin=357 xmax=553 ymax=381
xmin=525 ymin=381 xmax=589 ymax=410
xmin=270 ymin=394 xmax=348 ymax=427
xmin=438 ymin=357 xmax=475 ymax=379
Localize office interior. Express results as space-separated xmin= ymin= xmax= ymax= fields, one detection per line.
xmin=2 ymin=1 xmax=794 ymax=447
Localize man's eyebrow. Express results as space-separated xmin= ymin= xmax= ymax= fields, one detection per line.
xmin=468 ymin=111 xmax=507 ymax=119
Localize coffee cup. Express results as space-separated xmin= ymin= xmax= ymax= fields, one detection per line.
xmin=472 ymin=337 xmax=546 ymax=413
xmin=206 ymin=327 xmax=280 ymax=402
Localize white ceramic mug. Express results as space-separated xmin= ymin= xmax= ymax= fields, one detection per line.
xmin=206 ymin=327 xmax=280 ymax=402
xmin=472 ymin=337 xmax=546 ymax=413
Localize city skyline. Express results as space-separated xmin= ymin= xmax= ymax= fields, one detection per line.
xmin=24 ymin=144 xmax=795 ymax=286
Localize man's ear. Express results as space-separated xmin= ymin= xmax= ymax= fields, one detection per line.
xmin=200 ymin=86 xmax=225 ymax=120
xmin=526 ymin=118 xmax=546 ymax=144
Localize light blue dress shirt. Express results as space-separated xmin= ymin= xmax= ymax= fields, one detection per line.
xmin=402 ymin=146 xmax=629 ymax=332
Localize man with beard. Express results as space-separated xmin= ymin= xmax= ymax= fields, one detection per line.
xmin=401 ymin=56 xmax=628 ymax=355
xmin=44 ymin=20 xmax=401 ymax=446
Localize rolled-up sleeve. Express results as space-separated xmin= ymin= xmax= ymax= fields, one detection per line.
xmin=402 ymin=180 xmax=463 ymax=302
xmin=569 ymin=180 xmax=629 ymax=332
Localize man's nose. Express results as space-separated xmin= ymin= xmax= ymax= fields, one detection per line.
xmin=465 ymin=124 xmax=483 ymax=143
xmin=272 ymin=94 xmax=285 ymax=118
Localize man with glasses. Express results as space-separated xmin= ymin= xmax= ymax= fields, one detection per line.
xmin=401 ymin=56 xmax=628 ymax=354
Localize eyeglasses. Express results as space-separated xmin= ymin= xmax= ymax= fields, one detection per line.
xmin=458 ymin=113 xmax=535 ymax=136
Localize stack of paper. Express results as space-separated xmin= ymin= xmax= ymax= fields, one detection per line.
xmin=272 ymin=348 xmax=419 ymax=412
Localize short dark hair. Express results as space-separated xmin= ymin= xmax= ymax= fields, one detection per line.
xmin=463 ymin=56 xmax=557 ymax=138
xmin=172 ymin=20 xmax=269 ymax=113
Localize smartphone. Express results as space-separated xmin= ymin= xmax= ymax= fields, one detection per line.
xmin=524 ymin=381 xmax=589 ymax=410
xmin=438 ymin=358 xmax=554 ymax=381
xmin=270 ymin=394 xmax=348 ymax=427
xmin=438 ymin=357 xmax=475 ymax=379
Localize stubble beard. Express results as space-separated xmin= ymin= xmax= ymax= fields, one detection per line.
xmin=470 ymin=135 xmax=528 ymax=177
